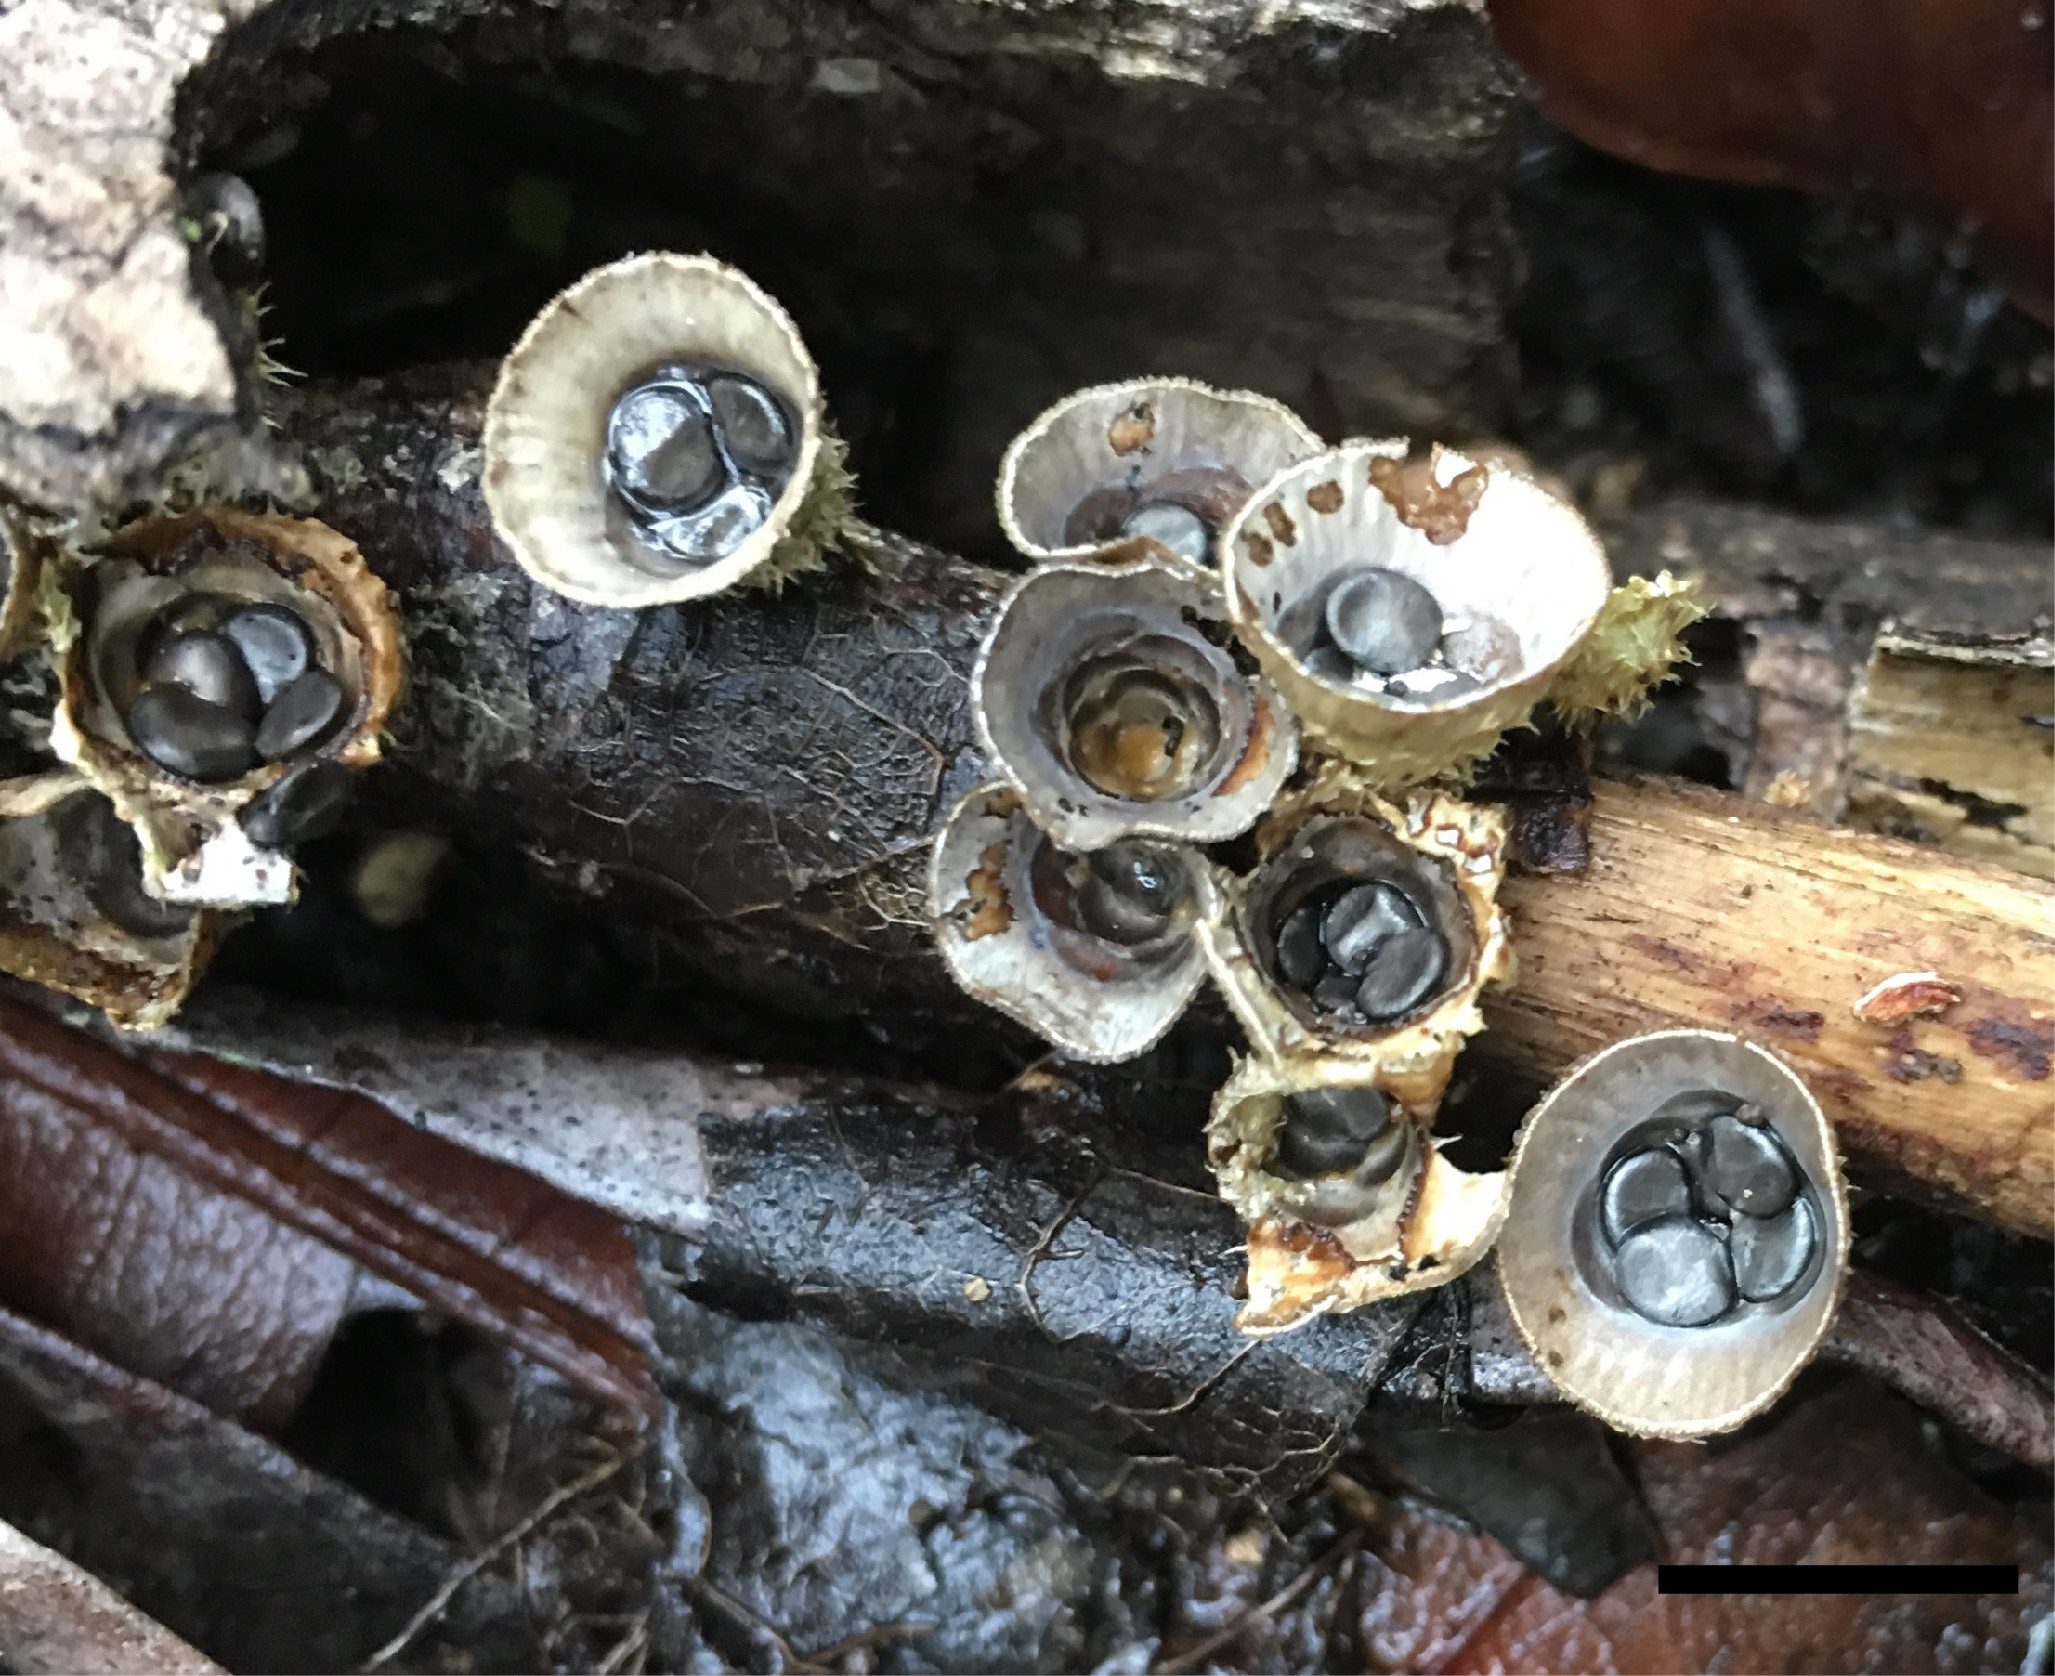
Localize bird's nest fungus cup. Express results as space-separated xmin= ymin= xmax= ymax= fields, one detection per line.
xmin=1497 ymin=1029 xmax=1849 ymax=1440
xmin=997 ymin=378 xmax=1324 ymax=569
xmin=53 ymin=508 xmax=402 ymax=907
xmin=1200 ymin=779 xmax=1513 ymax=1094
xmin=929 ymin=780 xmax=1218 ymax=1063
xmin=0 ymin=786 xmax=220 ymax=1030
xmin=1222 ymin=440 xmax=1611 ymax=784
xmin=972 ymin=556 xmax=1297 ymax=852
xmin=1208 ymin=1055 xmax=1510 ymax=1335
xmin=483 ymin=253 xmax=848 ymax=608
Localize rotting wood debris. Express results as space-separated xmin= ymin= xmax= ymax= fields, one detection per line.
xmin=0 ymin=0 xmax=2051 ymax=1668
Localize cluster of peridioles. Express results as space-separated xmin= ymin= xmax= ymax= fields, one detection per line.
xmin=0 ymin=497 xmax=403 ymax=1028
xmin=921 ymin=373 xmax=1848 ymax=1438
xmin=0 ymin=175 xmax=408 ymax=1027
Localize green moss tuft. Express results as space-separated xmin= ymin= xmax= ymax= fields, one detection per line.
xmin=1548 ymin=571 xmax=1707 ymax=723
xmin=752 ymin=429 xmax=858 ymax=592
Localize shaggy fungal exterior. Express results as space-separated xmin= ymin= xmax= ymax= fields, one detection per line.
xmin=943 ymin=389 xmax=1701 ymax=1336
xmin=972 ymin=556 xmax=1297 ymax=852
xmin=1194 ymin=775 xmax=1516 ymax=1333
xmin=1198 ymin=775 xmax=1514 ymax=1102
xmin=997 ymin=378 xmax=1324 ymax=569
xmin=0 ymin=784 xmax=217 ymax=1028
xmin=1207 ymin=1054 xmax=1510 ymax=1335
xmin=929 ymin=780 xmax=1217 ymax=1063
xmin=1495 ymin=1029 xmax=1849 ymax=1439
xmin=483 ymin=253 xmax=851 ymax=608
xmin=1222 ymin=440 xmax=1612 ymax=785
xmin=49 ymin=508 xmax=401 ymax=909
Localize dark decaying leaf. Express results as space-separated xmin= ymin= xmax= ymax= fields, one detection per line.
xmin=0 ymin=990 xmax=657 ymax=1424
xmin=1344 ymin=1377 xmax=2050 ymax=1675
xmin=0 ymin=1302 xmax=546 ymax=1672
xmin=1487 ymin=0 xmax=2054 ymax=322
xmin=1360 ymin=1410 xmax=1656 ymax=1599
xmin=1827 ymin=1268 xmax=2053 ymax=1477
xmin=32 ymin=979 xmax=2050 ymax=1492
xmin=153 ymin=984 xmax=1438 ymax=1497
xmin=0 ymin=974 xmax=2044 ymax=1672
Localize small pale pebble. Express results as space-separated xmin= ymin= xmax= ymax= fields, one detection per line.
xmin=1731 ymin=1197 xmax=1818 ymax=1302
xmin=239 ymin=758 xmax=354 ymax=849
xmin=1600 ymin=1146 xmax=1693 ymax=1244
xmin=1321 ymin=881 xmax=1420 ymax=975
xmin=1703 ymin=1111 xmax=1800 ymax=1218
xmin=1119 ymin=501 xmax=1212 ymax=563
xmin=141 ymin=630 xmax=259 ymax=720
xmin=706 ymin=372 xmax=796 ymax=477
xmin=1325 ymin=566 xmax=1443 ymax=673
xmin=1353 ymin=925 xmax=1446 ymax=1020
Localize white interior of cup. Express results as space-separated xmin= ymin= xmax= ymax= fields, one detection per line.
xmin=1001 ymin=379 xmax=1322 ymax=559
xmin=1497 ymin=1031 xmax=1846 ymax=1438
xmin=975 ymin=561 xmax=1294 ymax=850
xmin=1229 ymin=444 xmax=1611 ymax=700
xmin=928 ymin=782 xmax=1209 ymax=1063
xmin=484 ymin=254 xmax=822 ymax=608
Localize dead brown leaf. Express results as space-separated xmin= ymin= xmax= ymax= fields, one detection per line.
xmin=1349 ymin=1378 xmax=2050 ymax=1674
xmin=0 ymin=994 xmax=657 ymax=1425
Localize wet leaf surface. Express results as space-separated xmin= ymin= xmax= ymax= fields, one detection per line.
xmin=0 ymin=989 xmax=657 ymax=1421
xmin=1345 ymin=1377 xmax=2051 ymax=1675
xmin=0 ymin=1304 xmax=544 ymax=1673
xmin=1361 ymin=1411 xmax=1656 ymax=1599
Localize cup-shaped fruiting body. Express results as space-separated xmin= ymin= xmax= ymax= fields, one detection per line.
xmin=484 ymin=253 xmax=850 ymax=609
xmin=1496 ymin=1029 xmax=1849 ymax=1440
xmin=52 ymin=508 xmax=402 ymax=906
xmin=997 ymin=379 xmax=1324 ymax=569
xmin=1221 ymin=440 xmax=1611 ymax=786
xmin=1199 ymin=775 xmax=1513 ymax=1108
xmin=973 ymin=556 xmax=1297 ymax=852
xmin=1209 ymin=1055 xmax=1509 ymax=1336
xmin=929 ymin=780 xmax=1216 ymax=1062
xmin=0 ymin=784 xmax=217 ymax=1027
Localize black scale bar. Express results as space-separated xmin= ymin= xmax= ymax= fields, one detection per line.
xmin=1659 ymin=1564 xmax=2019 ymax=1595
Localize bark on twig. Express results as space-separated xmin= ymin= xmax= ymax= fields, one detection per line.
xmin=148 ymin=988 xmax=2055 ymax=1471
xmin=1 ymin=0 xmax=1514 ymax=515
xmin=1597 ymin=494 xmax=2052 ymax=873
xmin=1488 ymin=778 xmax=2054 ymax=1237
